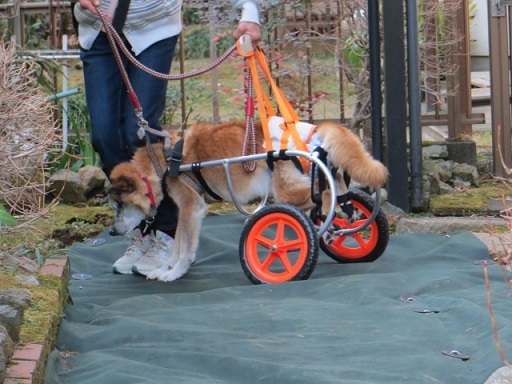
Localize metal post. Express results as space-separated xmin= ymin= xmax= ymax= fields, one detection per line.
xmin=306 ymin=0 xmax=313 ymax=123
xmin=368 ymin=0 xmax=382 ymax=162
xmin=406 ymin=0 xmax=423 ymax=211
xmin=383 ymin=0 xmax=409 ymax=212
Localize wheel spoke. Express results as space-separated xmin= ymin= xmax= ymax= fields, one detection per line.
xmin=254 ymin=234 xmax=273 ymax=248
xmin=260 ymin=252 xmax=277 ymax=270
xmin=275 ymin=218 xmax=286 ymax=243
xmin=279 ymin=238 xmax=304 ymax=252
xmin=351 ymin=232 xmax=370 ymax=249
xmin=277 ymin=251 xmax=294 ymax=272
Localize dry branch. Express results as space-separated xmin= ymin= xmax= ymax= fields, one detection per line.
xmin=0 ymin=40 xmax=60 ymax=224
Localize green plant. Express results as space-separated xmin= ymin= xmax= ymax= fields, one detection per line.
xmin=0 ymin=204 xmax=17 ymax=232
xmin=48 ymin=92 xmax=98 ymax=173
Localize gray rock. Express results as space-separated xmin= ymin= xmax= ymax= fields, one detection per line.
xmin=77 ymin=165 xmax=107 ymax=195
xmin=438 ymin=180 xmax=455 ymax=195
xmin=48 ymin=169 xmax=88 ymax=203
xmin=15 ymin=275 xmax=40 ymax=286
xmin=452 ymin=162 xmax=480 ymax=187
xmin=452 ymin=177 xmax=472 ymax=189
xmin=484 ymin=366 xmax=512 ymax=384
xmin=0 ymin=290 xmax=31 ymax=312
xmin=0 ymin=305 xmax=22 ymax=341
xmin=477 ymin=156 xmax=494 ymax=176
xmin=423 ymin=144 xmax=448 ymax=159
xmin=380 ymin=200 xmax=404 ymax=216
xmin=446 ymin=140 xmax=477 ymax=166
xmin=423 ymin=159 xmax=441 ymax=195
xmin=422 ymin=176 xmax=431 ymax=210
xmin=436 ymin=160 xmax=454 ymax=183
xmin=0 ymin=325 xmax=14 ymax=382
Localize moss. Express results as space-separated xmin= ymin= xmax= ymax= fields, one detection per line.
xmin=0 ymin=203 xmax=103 ymax=350
xmin=0 ymin=270 xmax=65 ymax=344
xmin=430 ymin=179 xmax=512 ymax=214
xmin=1 ymin=203 xmax=113 ymax=251
xmin=19 ymin=274 xmax=64 ymax=344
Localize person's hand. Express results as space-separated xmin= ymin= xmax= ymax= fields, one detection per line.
xmin=233 ymin=22 xmax=261 ymax=48
xmin=79 ymin=0 xmax=100 ymax=14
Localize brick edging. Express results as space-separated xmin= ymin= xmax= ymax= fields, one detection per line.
xmin=4 ymin=255 xmax=69 ymax=384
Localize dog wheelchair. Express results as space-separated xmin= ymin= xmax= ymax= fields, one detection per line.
xmin=97 ymin=10 xmax=389 ymax=284
xmin=179 ymin=148 xmax=389 ymax=285
xmin=228 ymin=37 xmax=389 ymax=284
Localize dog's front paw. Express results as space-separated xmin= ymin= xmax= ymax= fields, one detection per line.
xmin=145 ymin=266 xmax=169 ymax=281
xmin=146 ymin=262 xmax=189 ymax=282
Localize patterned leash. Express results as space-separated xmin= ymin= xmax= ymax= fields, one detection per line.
xmin=242 ymin=65 xmax=257 ymax=172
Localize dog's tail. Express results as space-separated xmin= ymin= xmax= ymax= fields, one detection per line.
xmin=316 ymin=122 xmax=388 ymax=188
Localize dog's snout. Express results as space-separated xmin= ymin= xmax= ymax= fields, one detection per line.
xmin=109 ymin=227 xmax=119 ymax=236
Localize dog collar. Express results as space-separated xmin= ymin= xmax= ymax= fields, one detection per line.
xmin=139 ymin=175 xmax=158 ymax=234
xmin=140 ymin=175 xmax=157 ymax=211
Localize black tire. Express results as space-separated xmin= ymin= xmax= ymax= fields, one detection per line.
xmin=311 ymin=189 xmax=389 ymax=263
xmin=239 ymin=203 xmax=319 ymax=284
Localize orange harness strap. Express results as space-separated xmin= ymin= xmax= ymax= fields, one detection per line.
xmin=245 ymin=48 xmax=312 ymax=173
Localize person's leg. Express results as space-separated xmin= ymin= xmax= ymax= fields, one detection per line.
xmin=81 ymin=32 xmax=150 ymax=274
xmin=125 ymin=36 xmax=182 ymax=276
xmin=126 ymin=36 xmax=180 ymax=238
xmin=124 ymin=35 xmax=179 ymax=153
xmin=80 ymin=32 xmax=131 ymax=176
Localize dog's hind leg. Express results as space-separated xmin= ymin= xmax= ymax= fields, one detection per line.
xmin=146 ymin=181 xmax=207 ymax=282
xmin=272 ymin=161 xmax=314 ymax=211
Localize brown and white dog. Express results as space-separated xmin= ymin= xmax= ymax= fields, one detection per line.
xmin=108 ymin=120 xmax=388 ymax=282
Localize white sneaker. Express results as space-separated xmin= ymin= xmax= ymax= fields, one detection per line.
xmin=112 ymin=228 xmax=151 ymax=274
xmin=132 ymin=230 xmax=174 ymax=276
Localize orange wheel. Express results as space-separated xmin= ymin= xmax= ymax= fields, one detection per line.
xmin=312 ymin=189 xmax=389 ymax=263
xmin=239 ymin=204 xmax=319 ymax=284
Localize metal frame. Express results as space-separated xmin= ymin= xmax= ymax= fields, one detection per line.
xmin=178 ymin=149 xmax=382 ymax=237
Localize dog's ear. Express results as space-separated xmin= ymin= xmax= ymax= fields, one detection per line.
xmin=109 ymin=163 xmax=139 ymax=195
xmin=109 ymin=175 xmax=137 ymax=195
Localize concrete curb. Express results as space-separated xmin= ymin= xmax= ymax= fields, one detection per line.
xmin=396 ymin=216 xmax=512 ymax=259
xmin=4 ymin=256 xmax=69 ymax=384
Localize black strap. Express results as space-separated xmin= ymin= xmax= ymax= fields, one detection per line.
xmin=265 ymin=150 xmax=304 ymax=174
xmin=167 ymin=139 xmax=184 ymax=178
xmin=311 ymin=146 xmax=328 ymax=205
xmin=191 ymin=163 xmax=223 ymax=201
xmin=337 ymin=193 xmax=354 ymax=218
xmin=112 ymin=0 xmax=130 ymax=33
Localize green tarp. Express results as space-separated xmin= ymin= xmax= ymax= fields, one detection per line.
xmin=44 ymin=214 xmax=512 ymax=383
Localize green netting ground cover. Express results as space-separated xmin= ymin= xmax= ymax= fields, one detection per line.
xmin=44 ymin=214 xmax=512 ymax=384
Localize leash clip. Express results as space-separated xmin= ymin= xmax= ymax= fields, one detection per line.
xmin=135 ymin=108 xmax=149 ymax=140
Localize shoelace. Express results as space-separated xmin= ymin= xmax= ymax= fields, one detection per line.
xmin=146 ymin=236 xmax=173 ymax=262
xmin=124 ymin=234 xmax=144 ymax=256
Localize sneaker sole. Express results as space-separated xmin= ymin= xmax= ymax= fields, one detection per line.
xmin=112 ymin=265 xmax=133 ymax=275
xmin=132 ymin=265 xmax=149 ymax=276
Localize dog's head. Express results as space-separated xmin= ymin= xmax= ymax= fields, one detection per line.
xmin=107 ymin=163 xmax=162 ymax=236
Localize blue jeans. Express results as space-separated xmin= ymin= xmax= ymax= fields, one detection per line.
xmin=81 ymin=32 xmax=179 ymax=236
